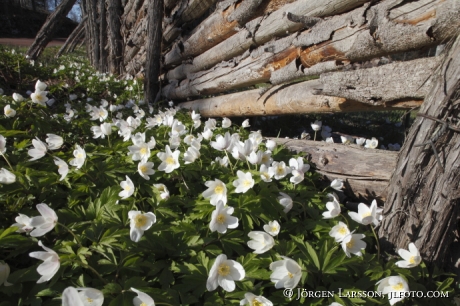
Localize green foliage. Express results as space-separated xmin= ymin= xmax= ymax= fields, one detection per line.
xmin=0 ymin=47 xmax=457 ymax=306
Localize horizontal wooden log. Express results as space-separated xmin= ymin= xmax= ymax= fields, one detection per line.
xmin=178 ymin=79 xmax=423 ymax=116
xmin=164 ymin=0 xmax=298 ymax=68
xmin=269 ymin=138 xmax=397 ymax=201
xmin=163 ymin=0 xmax=218 ymax=45
xmin=164 ymin=0 xmax=459 ymax=100
xmin=165 ymin=0 xmax=368 ymax=80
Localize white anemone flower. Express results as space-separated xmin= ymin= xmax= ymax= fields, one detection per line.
xmin=365 ymin=137 xmax=379 ymax=149
xmin=184 ymin=146 xmax=200 ymax=164
xmin=263 ymin=221 xmax=280 ymax=236
xmin=12 ymin=213 xmax=33 ymax=233
xmin=131 ymin=287 xmax=155 ymax=306
xmin=341 ymin=233 xmax=366 ymax=257
xmin=191 ymin=110 xmax=201 ymax=122
xmin=62 ymin=287 xmax=104 ymax=306
xmin=211 ymin=132 xmax=232 ymax=151
xmin=260 ymin=151 xmax=273 ymax=167
xmin=322 ymin=197 xmax=341 ymax=219
xmin=29 ymin=240 xmax=60 ymax=283
xmin=248 ymin=150 xmax=263 ymax=165
xmin=311 ymin=120 xmax=322 ymax=131
xmin=206 ymin=254 xmax=245 ymax=292
xmin=69 ymin=145 xmax=86 ymax=169
xmin=28 ymin=137 xmax=47 ymax=161
xmin=341 ymin=135 xmax=354 ymax=144
xmin=29 ymin=203 xmax=58 ymax=237
xmin=202 ymin=179 xmax=227 ymax=205
xmin=138 ymin=161 xmax=155 ymax=180
xmin=53 ymin=157 xmax=69 ymax=181
xmin=270 ymin=161 xmax=291 ymax=180
xmin=330 ymin=179 xmax=344 ymax=191
xmin=247 ymin=231 xmax=275 ymax=254
xmin=222 ymin=117 xmax=232 ymax=128
xmin=233 ymin=171 xmax=255 ymax=193
xmin=289 ymin=157 xmax=310 ymax=184
xmin=128 ymin=142 xmax=151 ymax=162
xmin=119 ymin=176 xmax=135 ymax=199
xmin=269 ymin=256 xmax=302 ymax=289
xmin=259 ymin=164 xmax=274 ymax=182
xmin=4 ymin=105 xmax=16 ymax=118
xmin=265 ymin=139 xmax=276 ymax=151
xmin=201 ymin=128 xmax=213 ymax=140
xmin=241 ymin=119 xmax=250 ymax=128
xmin=35 ymin=80 xmax=47 ymax=91
xmin=204 ymin=118 xmax=217 ymax=131
xmin=31 ymin=91 xmax=49 ymax=106
xmin=395 ymin=243 xmax=421 ymax=268
xmin=209 ymin=201 xmax=239 ymax=234
xmin=329 ymin=221 xmax=350 ymax=242
xmin=45 ymin=134 xmax=63 ymax=150
xmin=0 ymin=168 xmax=16 ymax=184
xmin=240 ymin=292 xmax=273 ymax=306
xmin=170 ymin=119 xmax=187 ymax=136
xmin=348 ymin=203 xmax=378 ymax=226
xmin=12 ymin=93 xmax=24 ymax=102
xmin=157 ymin=145 xmax=180 ymax=173
xmin=356 ymin=137 xmax=366 ymax=146
xmin=128 ymin=211 xmax=157 ymax=242
xmin=68 ymin=94 xmax=78 ymax=101
xmin=153 ymin=183 xmax=170 ymax=200
xmin=0 ymin=262 xmax=12 ymax=286
xmin=376 ymin=276 xmax=410 ymax=305
xmin=277 ymin=192 xmax=293 ymax=213
xmin=0 ymin=135 xmax=6 ymax=153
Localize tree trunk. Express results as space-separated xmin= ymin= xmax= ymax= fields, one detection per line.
xmin=26 ymin=0 xmax=77 ymax=60
xmin=90 ymin=0 xmax=100 ymax=68
xmin=144 ymin=0 xmax=163 ymax=105
xmin=68 ymin=28 xmax=85 ymax=52
xmin=55 ymin=16 xmax=88 ymax=58
xmin=378 ymin=34 xmax=460 ymax=268
xmin=99 ymin=0 xmax=107 ymax=72
xmin=107 ymin=0 xmax=123 ymax=74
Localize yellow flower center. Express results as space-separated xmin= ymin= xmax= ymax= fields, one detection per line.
xmin=277 ymin=166 xmax=284 ymax=174
xmin=338 ymin=227 xmax=348 ymax=235
xmin=5 ymin=109 xmax=12 ymax=115
xmin=261 ymin=156 xmax=269 ymax=163
xmin=346 ymin=240 xmax=354 ymax=249
xmin=217 ymin=263 xmax=230 ymax=276
xmin=140 ymin=303 xmax=147 ymax=306
xmin=214 ymin=185 xmax=224 ymax=194
xmin=252 ymin=300 xmax=263 ymax=306
xmin=77 ymin=153 xmax=84 ymax=158
xmin=409 ymin=256 xmax=416 ymax=264
xmin=124 ymin=184 xmax=131 ymax=191
xmin=140 ymin=165 xmax=148 ymax=173
xmin=243 ymin=180 xmax=252 ymax=187
xmin=140 ymin=147 xmax=148 ymax=155
xmin=288 ymin=272 xmax=294 ymax=278
xmin=392 ymin=283 xmax=404 ymax=291
xmin=362 ymin=212 xmax=371 ymax=218
xmin=87 ymin=298 xmax=93 ymax=303
xmin=166 ymin=156 xmax=175 ymax=165
xmin=135 ymin=214 xmax=148 ymax=228
xmin=271 ymin=226 xmax=278 ymax=233
xmin=216 ymin=214 xmax=226 ymax=224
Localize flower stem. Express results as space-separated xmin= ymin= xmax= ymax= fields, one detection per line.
xmin=224 ymin=150 xmax=234 ymax=175
xmin=314 ymin=131 xmax=317 ymax=141
xmin=370 ymin=225 xmax=380 ymax=260
xmin=57 ymin=222 xmax=82 ymax=248
xmin=0 ymin=151 xmax=14 ymax=171
xmin=78 ymin=260 xmax=108 ymax=284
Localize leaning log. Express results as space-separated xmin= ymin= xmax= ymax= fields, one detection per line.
xmin=378 ymin=34 xmax=460 ymax=268
xmin=178 ymin=79 xmax=423 ymax=117
xmin=99 ymin=0 xmax=108 ymax=73
xmin=269 ymin=138 xmax=397 ymax=201
xmin=165 ymin=0 xmax=368 ymax=80
xmin=107 ymin=0 xmax=124 ymax=74
xmin=26 ymin=0 xmax=77 ymax=60
xmin=55 ymin=16 xmax=87 ymax=58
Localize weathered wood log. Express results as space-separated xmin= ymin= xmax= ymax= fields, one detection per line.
xmin=164 ymin=49 xmax=439 ymax=101
xmin=89 ymin=0 xmax=100 ymax=68
xmin=99 ymin=0 xmax=108 ymax=72
xmin=163 ymin=0 xmax=218 ymax=45
xmin=25 ymin=0 xmax=77 ymax=60
xmin=165 ymin=0 xmax=368 ymax=81
xmin=107 ymin=0 xmax=124 ymax=74
xmin=269 ymin=138 xmax=397 ymax=201
xmin=163 ymin=0 xmax=460 ymax=100
xmin=68 ymin=28 xmax=86 ymax=53
xmin=178 ymin=79 xmax=423 ymax=117
xmin=378 ymin=34 xmax=460 ymax=268
xmin=144 ymin=0 xmax=163 ymax=105
xmin=55 ymin=16 xmax=87 ymax=58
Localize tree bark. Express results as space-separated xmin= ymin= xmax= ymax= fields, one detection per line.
xmin=55 ymin=16 xmax=88 ymax=58
xmin=68 ymin=28 xmax=85 ymax=53
xmin=165 ymin=0 xmax=368 ymax=80
xmin=99 ymin=0 xmax=107 ymax=72
xmin=178 ymin=79 xmax=422 ymax=117
xmin=378 ymin=34 xmax=460 ymax=268
xmin=269 ymin=138 xmax=398 ymax=201
xmin=26 ymin=0 xmax=77 ymax=60
xmin=90 ymin=0 xmax=100 ymax=68
xmin=107 ymin=0 xmax=123 ymax=74
xmin=144 ymin=0 xmax=163 ymax=105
